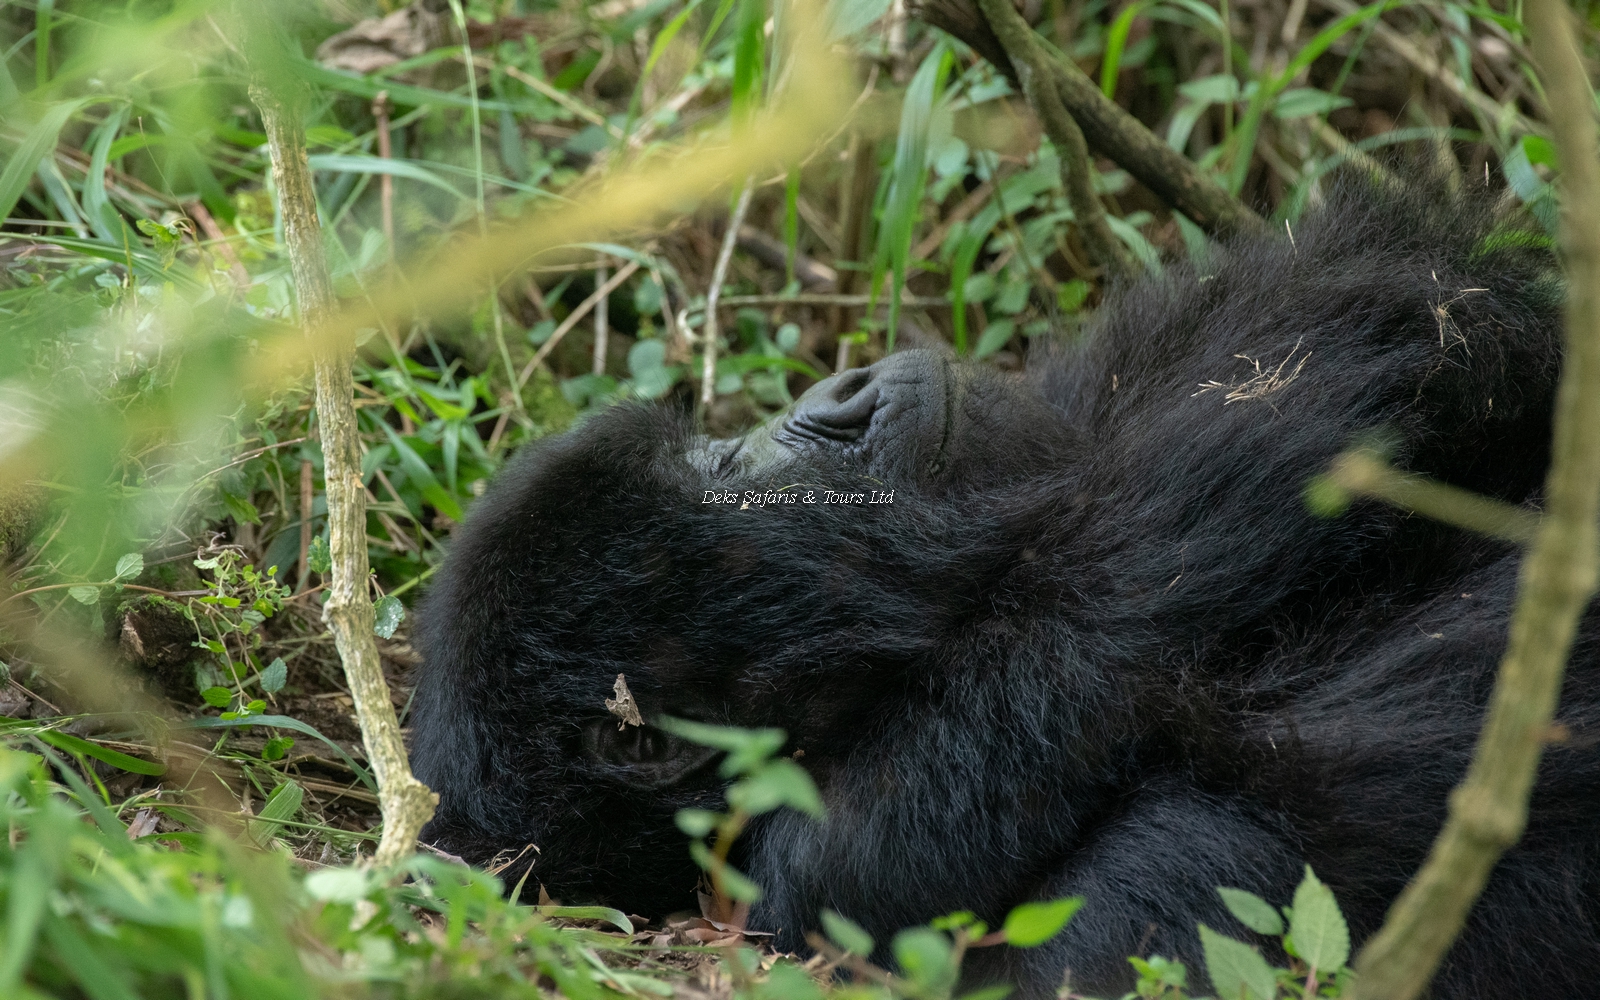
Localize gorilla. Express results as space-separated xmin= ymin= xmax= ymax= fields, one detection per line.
xmin=409 ymin=185 xmax=1600 ymax=997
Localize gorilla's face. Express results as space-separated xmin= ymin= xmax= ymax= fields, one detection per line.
xmin=689 ymin=349 xmax=1069 ymax=490
xmin=411 ymin=348 xmax=1073 ymax=912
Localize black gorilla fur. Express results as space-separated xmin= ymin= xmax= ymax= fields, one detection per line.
xmin=410 ymin=185 xmax=1600 ymax=996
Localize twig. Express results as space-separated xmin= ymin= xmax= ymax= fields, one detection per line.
xmin=1348 ymin=1 xmax=1600 ymax=996
xmin=1319 ymin=450 xmax=1543 ymax=545
xmin=249 ymin=61 xmax=436 ymax=868
xmin=911 ymin=0 xmax=1263 ymax=238
xmin=372 ymin=91 xmax=396 ymax=265
xmin=702 ymin=180 xmax=756 ymax=406
xmin=976 ymin=0 xmax=1135 ymax=279
xmin=514 ymin=260 xmax=641 ymax=388
xmin=719 ymin=292 xmax=950 ymax=308
xmin=593 ymin=257 xmax=610 ymax=376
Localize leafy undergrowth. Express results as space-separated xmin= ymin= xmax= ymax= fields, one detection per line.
xmin=0 ymin=720 xmax=1354 ymax=1000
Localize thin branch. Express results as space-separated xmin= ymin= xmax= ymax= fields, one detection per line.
xmin=249 ymin=65 xmax=436 ymax=869
xmin=976 ymin=0 xmax=1135 ymax=279
xmin=1318 ymin=449 xmax=1543 ymax=545
xmin=702 ymin=180 xmax=756 ymax=406
xmin=911 ymin=0 xmax=1263 ymax=238
xmin=1349 ymin=1 xmax=1600 ymax=995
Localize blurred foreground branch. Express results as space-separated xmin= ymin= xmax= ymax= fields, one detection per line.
xmin=248 ymin=73 xmax=437 ymax=869
xmin=1349 ymin=0 xmax=1600 ymax=995
xmin=1313 ymin=450 xmax=1542 ymax=545
xmin=912 ymin=0 xmax=1262 ymax=238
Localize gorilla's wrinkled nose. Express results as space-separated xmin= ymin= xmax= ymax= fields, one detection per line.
xmin=781 ymin=350 xmax=944 ymax=446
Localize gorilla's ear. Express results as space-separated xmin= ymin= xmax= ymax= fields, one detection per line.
xmin=581 ymin=719 xmax=718 ymax=789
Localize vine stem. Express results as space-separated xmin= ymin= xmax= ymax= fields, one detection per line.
xmin=1349 ymin=1 xmax=1600 ymax=996
xmin=248 ymin=70 xmax=437 ymax=869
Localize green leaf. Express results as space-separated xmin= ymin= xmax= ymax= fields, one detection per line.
xmin=305 ymin=866 xmax=374 ymax=903
xmin=307 ymin=535 xmax=332 ymax=574
xmin=1199 ymin=924 xmax=1279 ymax=1000
xmin=727 ymin=759 xmax=825 ymax=818
xmin=68 ymin=585 xmax=99 ymax=605
xmin=201 ymin=686 xmax=233 ymax=708
xmin=820 ymin=908 xmax=874 ymax=955
xmin=380 ymin=425 xmax=465 ymax=521
xmin=249 ymin=779 xmax=303 ymax=843
xmin=659 ymin=717 xmax=787 ymax=775
xmin=373 ymin=595 xmax=405 ymax=639
xmin=259 ymin=657 xmax=288 ymax=694
xmin=261 ymin=736 xmax=295 ymax=761
xmin=184 ymin=715 xmax=375 ymax=791
xmin=893 ymin=926 xmax=954 ymax=987
xmin=0 ymin=98 xmax=90 ymax=222
xmin=975 ymin=319 xmax=1016 ymax=359
xmin=689 ymin=841 xmax=763 ymax=902
xmin=34 ymin=730 xmax=164 ymax=776
xmin=1002 ymin=897 xmax=1084 ymax=947
xmin=1219 ymin=887 xmax=1285 ymax=936
xmin=761 ymin=961 xmax=825 ymax=1000
xmin=674 ymin=807 xmax=720 ymax=837
xmin=113 ymin=553 xmax=143 ymax=582
xmin=1288 ymin=867 xmax=1349 ymax=971
xmin=826 ymin=0 xmax=892 ymax=38
xmin=1272 ymin=87 xmax=1353 ymax=120
xmin=533 ymin=905 xmax=635 ymax=934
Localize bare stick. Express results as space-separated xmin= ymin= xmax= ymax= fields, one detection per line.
xmin=1349 ymin=2 xmax=1600 ymax=996
xmin=250 ymin=76 xmax=437 ymax=869
xmin=372 ymin=91 xmax=395 ymax=266
xmin=911 ymin=0 xmax=1262 ymax=238
xmin=593 ymin=258 xmax=610 ymax=376
xmin=702 ymin=180 xmax=755 ymax=406
xmin=976 ymin=0 xmax=1135 ymax=279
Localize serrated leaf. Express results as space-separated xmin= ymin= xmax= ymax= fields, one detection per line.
xmin=1200 ymin=924 xmax=1278 ymax=1000
xmin=113 ymin=553 xmax=144 ymax=581
xmin=68 ymin=586 xmax=100 ymax=606
xmin=1219 ymin=887 xmax=1285 ymax=936
xmin=259 ymin=658 xmax=287 ymax=694
xmin=261 ymin=736 xmax=295 ymax=761
xmin=821 ymin=908 xmax=874 ymax=955
xmin=1288 ymin=867 xmax=1349 ymax=971
xmin=373 ymin=595 xmax=404 ymax=639
xmin=201 ymin=687 xmax=232 ymax=708
xmin=307 ymin=535 xmax=332 ymax=574
xmin=1002 ymin=897 xmax=1084 ymax=947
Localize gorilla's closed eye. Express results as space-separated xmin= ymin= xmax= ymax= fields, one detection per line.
xmin=582 ymin=720 xmax=717 ymax=789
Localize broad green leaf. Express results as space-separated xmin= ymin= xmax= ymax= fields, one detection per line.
xmin=201 ymin=686 xmax=233 ymax=708
xmin=727 ymin=759 xmax=824 ymax=818
xmin=1273 ymin=87 xmax=1354 ymax=119
xmin=762 ymin=961 xmax=825 ymax=1000
xmin=0 ymin=98 xmax=90 ymax=222
xmin=1288 ymin=867 xmax=1349 ymax=971
xmin=1219 ymin=887 xmax=1285 ymax=936
xmin=68 ymin=585 xmax=99 ymax=605
xmin=1003 ymin=897 xmax=1084 ymax=947
xmin=975 ymin=319 xmax=1016 ymax=359
xmin=373 ymin=595 xmax=405 ymax=639
xmin=34 ymin=730 xmax=164 ymax=776
xmin=261 ymin=736 xmax=295 ymax=761
xmin=259 ymin=657 xmax=288 ymax=694
xmin=249 ymin=779 xmax=304 ymax=843
xmin=533 ymin=905 xmax=634 ymax=934
xmin=821 ymin=908 xmax=874 ymax=955
xmin=310 ymin=154 xmax=469 ymax=201
xmin=1200 ymin=924 xmax=1278 ymax=1000
xmin=893 ymin=926 xmax=953 ymax=986
xmin=305 ymin=866 xmax=374 ymax=903
xmin=112 ymin=553 xmax=143 ymax=581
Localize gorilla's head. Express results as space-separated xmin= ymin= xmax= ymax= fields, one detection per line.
xmin=409 ymin=348 xmax=1080 ymax=913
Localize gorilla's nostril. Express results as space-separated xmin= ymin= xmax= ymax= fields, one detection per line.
xmin=830 ymin=368 xmax=873 ymax=403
